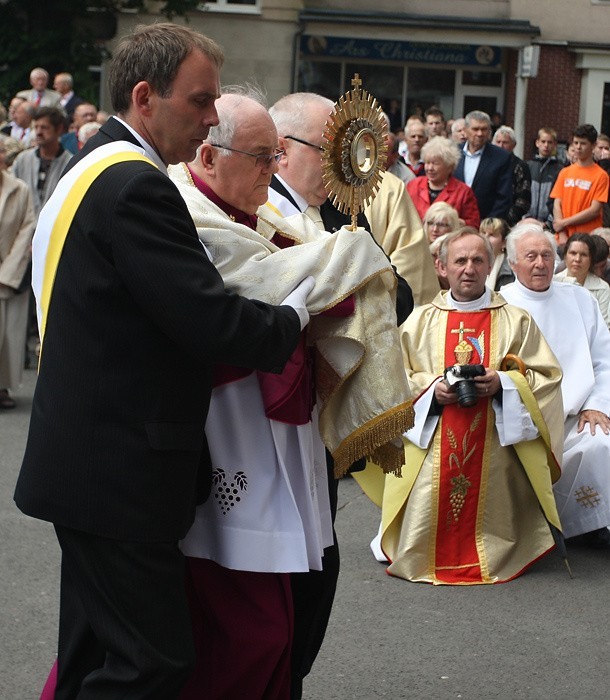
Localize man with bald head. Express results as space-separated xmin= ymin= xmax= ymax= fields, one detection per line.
xmin=53 ymin=72 xmax=83 ymax=122
xmin=169 ymin=89 xmax=410 ymax=698
xmin=167 ymin=91 xmax=308 ymax=697
xmin=268 ymin=90 xmax=430 ymax=697
xmin=269 ymin=91 xmax=437 ymax=307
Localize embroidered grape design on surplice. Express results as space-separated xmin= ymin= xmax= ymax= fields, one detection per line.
xmin=212 ymin=468 xmax=248 ymax=515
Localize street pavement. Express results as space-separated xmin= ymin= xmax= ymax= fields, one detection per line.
xmin=2 ymin=369 xmax=610 ymax=699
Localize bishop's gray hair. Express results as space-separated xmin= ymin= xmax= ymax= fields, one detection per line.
xmin=204 ymin=83 xmax=268 ymax=151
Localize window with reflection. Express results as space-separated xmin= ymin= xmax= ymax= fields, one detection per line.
xmin=406 ymin=67 xmax=454 ymax=119
xmin=297 ymin=61 xmax=342 ymax=99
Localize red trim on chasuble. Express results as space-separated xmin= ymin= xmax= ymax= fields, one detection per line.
xmin=434 ymin=310 xmax=492 ymax=584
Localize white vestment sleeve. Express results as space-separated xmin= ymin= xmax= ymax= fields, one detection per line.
xmin=406 ymin=380 xmax=441 ymax=448
xmin=493 ymin=372 xmax=539 ymax=446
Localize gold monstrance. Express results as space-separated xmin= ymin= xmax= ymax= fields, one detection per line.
xmin=321 ymin=74 xmax=388 ymax=230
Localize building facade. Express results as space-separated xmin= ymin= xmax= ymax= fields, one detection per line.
xmin=107 ymin=0 xmax=610 ymax=158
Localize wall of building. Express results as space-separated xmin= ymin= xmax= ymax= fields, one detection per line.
xmin=511 ymin=0 xmax=610 ymax=43
xmin=504 ymin=46 xmax=582 ymax=156
xmin=321 ymin=0 xmax=511 ymax=19
xmin=105 ymin=6 xmax=298 ymax=111
xmin=104 ymin=1 xmax=609 ymax=160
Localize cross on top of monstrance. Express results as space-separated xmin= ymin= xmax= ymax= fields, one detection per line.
xmin=320 ymin=73 xmax=388 ymax=230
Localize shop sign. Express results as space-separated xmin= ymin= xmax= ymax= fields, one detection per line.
xmin=301 ymin=35 xmax=501 ymax=68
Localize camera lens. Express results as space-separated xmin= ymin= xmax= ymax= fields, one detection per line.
xmin=455 ymin=379 xmax=479 ymax=407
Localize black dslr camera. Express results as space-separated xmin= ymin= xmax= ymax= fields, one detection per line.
xmin=443 ymin=364 xmax=486 ymax=407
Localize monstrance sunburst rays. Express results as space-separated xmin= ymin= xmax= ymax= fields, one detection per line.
xmin=321 ymin=74 xmax=388 ymax=230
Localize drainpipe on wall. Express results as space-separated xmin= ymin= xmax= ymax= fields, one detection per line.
xmin=514 ymin=45 xmax=540 ymax=159
xmin=513 ymin=76 xmax=528 ymax=159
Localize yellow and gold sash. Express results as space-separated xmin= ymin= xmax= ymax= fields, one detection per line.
xmin=35 ymin=147 xmax=156 ymax=359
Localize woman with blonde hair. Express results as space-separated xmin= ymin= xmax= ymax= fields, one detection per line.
xmin=423 ymin=201 xmax=461 ymax=244
xmin=407 ymin=135 xmax=480 ymax=227
xmin=425 ymin=202 xmax=461 ymax=290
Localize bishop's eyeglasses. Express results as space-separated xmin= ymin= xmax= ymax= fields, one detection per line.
xmin=283 ymin=135 xmax=324 ymax=152
xmin=210 ymin=144 xmax=284 ymax=168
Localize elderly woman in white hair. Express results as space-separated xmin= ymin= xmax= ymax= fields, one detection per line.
xmin=0 ymin=140 xmax=35 ymax=408
xmin=407 ymin=135 xmax=480 ymax=228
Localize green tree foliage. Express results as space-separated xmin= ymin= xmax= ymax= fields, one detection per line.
xmin=0 ymin=0 xmax=200 ymax=106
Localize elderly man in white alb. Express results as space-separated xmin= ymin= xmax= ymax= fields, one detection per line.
xmin=501 ymin=222 xmax=610 ymax=548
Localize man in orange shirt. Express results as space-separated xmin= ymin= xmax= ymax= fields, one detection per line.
xmin=551 ymin=124 xmax=609 ymax=244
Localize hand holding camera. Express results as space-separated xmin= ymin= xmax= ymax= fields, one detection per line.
xmin=438 ymin=364 xmax=500 ymax=407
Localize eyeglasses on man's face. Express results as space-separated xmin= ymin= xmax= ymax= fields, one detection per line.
xmin=210 ymin=144 xmax=284 ymax=168
xmin=283 ymin=135 xmax=324 ymax=152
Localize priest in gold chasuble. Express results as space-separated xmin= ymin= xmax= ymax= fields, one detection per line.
xmin=357 ymin=228 xmax=565 ymax=584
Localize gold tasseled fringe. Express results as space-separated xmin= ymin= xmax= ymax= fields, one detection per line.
xmin=332 ymin=401 xmax=414 ymax=479
xmin=370 ymin=442 xmax=405 ymax=477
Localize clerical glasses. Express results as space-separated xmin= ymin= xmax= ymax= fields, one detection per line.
xmin=283 ymin=135 xmax=324 ymax=152
xmin=210 ymin=144 xmax=284 ymax=167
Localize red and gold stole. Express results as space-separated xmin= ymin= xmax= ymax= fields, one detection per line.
xmin=434 ymin=310 xmax=493 ymax=584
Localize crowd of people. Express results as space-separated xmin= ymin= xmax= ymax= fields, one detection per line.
xmin=3 ymin=21 xmax=610 ymax=700
xmin=0 ymin=68 xmax=108 ymax=408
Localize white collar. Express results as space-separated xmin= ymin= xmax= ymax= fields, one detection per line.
xmin=447 ymin=287 xmax=491 ymax=311
xmin=511 ymin=277 xmax=554 ymax=301
xmin=111 ymin=116 xmax=167 ymax=175
xmin=463 ymin=143 xmax=485 ymax=158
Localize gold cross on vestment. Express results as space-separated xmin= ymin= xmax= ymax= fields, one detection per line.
xmin=450 ymin=321 xmax=475 ymax=344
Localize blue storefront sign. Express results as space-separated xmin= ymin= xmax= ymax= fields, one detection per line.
xmin=301 ymin=35 xmax=501 ymax=68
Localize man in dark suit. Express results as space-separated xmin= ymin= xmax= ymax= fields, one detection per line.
xmin=14 ymin=23 xmax=311 ymax=699
xmin=454 ymin=110 xmax=513 ymax=220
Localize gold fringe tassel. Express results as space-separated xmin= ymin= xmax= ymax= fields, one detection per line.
xmin=332 ymin=401 xmax=414 ymax=479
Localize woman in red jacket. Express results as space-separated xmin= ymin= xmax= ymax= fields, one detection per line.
xmin=407 ymin=136 xmax=480 ymax=228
